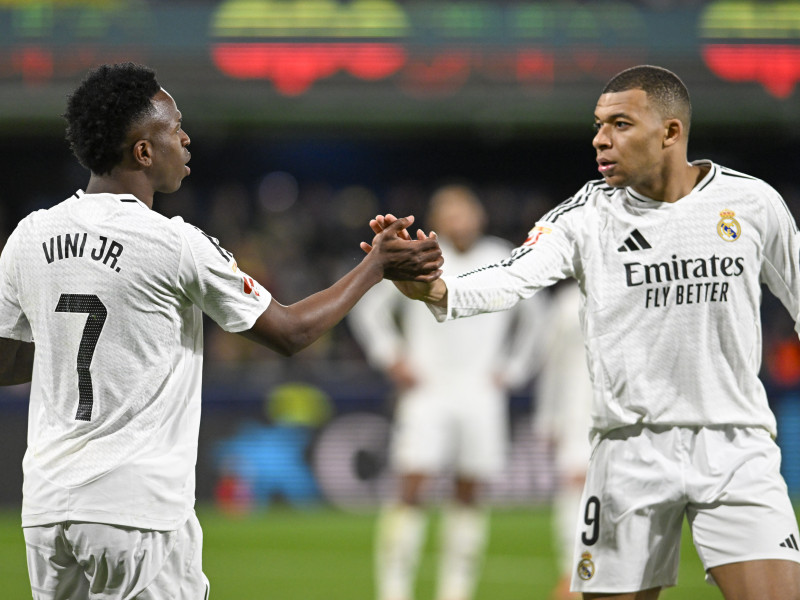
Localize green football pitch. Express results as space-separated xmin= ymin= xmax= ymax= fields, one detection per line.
xmin=0 ymin=505 xmax=729 ymax=599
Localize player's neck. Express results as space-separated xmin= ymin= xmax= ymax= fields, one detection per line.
xmin=632 ymin=160 xmax=706 ymax=204
xmin=85 ymin=172 xmax=154 ymax=209
xmin=664 ymin=162 xmax=708 ymax=203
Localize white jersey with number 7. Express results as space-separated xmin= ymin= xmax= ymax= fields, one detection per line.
xmin=0 ymin=191 xmax=269 ymax=530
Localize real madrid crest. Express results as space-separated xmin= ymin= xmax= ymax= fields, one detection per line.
xmin=577 ymin=551 xmax=596 ymax=580
xmin=717 ymin=209 xmax=741 ymax=242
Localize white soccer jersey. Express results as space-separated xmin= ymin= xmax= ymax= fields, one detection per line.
xmin=0 ymin=191 xmax=270 ymax=529
xmin=532 ymin=281 xmax=594 ymax=473
xmin=350 ymin=236 xmax=530 ymax=386
xmin=350 ymin=236 xmax=541 ymax=477
xmin=432 ymin=161 xmax=800 ymax=439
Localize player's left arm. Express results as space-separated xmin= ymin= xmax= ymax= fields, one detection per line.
xmin=242 ymin=217 xmax=442 ymax=356
xmin=760 ymin=187 xmax=800 ymax=332
xmin=0 ymin=337 xmax=34 ymax=385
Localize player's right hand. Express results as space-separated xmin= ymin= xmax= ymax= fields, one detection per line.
xmin=365 ymin=216 xmax=443 ymax=282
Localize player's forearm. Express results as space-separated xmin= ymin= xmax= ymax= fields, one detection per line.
xmin=243 ymin=256 xmax=386 ymax=356
xmin=242 ymin=217 xmax=443 ymax=355
xmin=285 ymin=258 xmax=386 ymax=353
xmin=0 ymin=338 xmax=34 ymax=385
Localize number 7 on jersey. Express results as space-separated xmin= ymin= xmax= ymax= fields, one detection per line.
xmin=54 ymin=294 xmax=107 ymax=421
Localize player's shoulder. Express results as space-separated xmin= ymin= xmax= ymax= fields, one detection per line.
xmin=708 ymin=161 xmax=775 ymax=194
xmin=75 ymin=191 xmax=196 ymax=255
xmin=713 ymin=162 xmax=759 ymax=182
xmin=90 ymin=195 xmax=199 ymax=245
xmin=539 ymin=179 xmax=616 ymax=225
xmin=169 ymin=215 xmax=226 ymax=250
xmin=16 ymin=191 xmax=76 ymax=221
xmin=169 ymin=217 xmax=239 ymax=270
xmin=10 ymin=207 xmax=45 ymax=235
xmin=8 ymin=193 xmax=77 ymax=240
xmin=109 ymin=194 xmax=190 ymax=248
xmin=702 ymin=162 xmax=787 ymax=221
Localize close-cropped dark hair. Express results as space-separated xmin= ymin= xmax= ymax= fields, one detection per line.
xmin=602 ymin=65 xmax=692 ymax=133
xmin=64 ymin=63 xmax=161 ymax=175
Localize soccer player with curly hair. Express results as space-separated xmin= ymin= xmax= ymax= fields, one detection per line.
xmin=0 ymin=62 xmax=442 ymax=599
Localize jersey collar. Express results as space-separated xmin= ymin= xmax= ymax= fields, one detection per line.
xmin=624 ymin=160 xmax=718 ymax=205
xmin=73 ymin=189 xmax=147 ymax=208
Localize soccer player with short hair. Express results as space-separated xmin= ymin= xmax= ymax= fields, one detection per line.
xmin=0 ymin=62 xmax=442 ymax=599
xmin=530 ymin=279 xmax=594 ymax=600
xmin=350 ymin=184 xmax=543 ymax=600
xmin=375 ymin=65 xmax=800 ymax=599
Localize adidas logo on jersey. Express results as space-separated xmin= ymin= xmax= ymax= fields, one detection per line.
xmin=780 ymin=534 xmax=799 ymax=550
xmin=617 ymin=229 xmax=651 ymax=252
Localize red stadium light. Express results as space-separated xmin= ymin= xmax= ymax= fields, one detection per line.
xmin=700 ymin=1 xmax=800 ymax=99
xmin=209 ymin=0 xmax=410 ymax=95
xmin=400 ymin=51 xmax=471 ymax=97
xmin=703 ymin=44 xmax=800 ymax=99
xmin=211 ymin=43 xmax=406 ymax=95
xmin=11 ymin=46 xmax=54 ymax=84
xmin=515 ymin=49 xmax=554 ymax=82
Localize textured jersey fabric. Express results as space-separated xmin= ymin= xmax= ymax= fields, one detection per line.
xmin=430 ymin=161 xmax=800 ymax=439
xmin=349 ymin=236 xmax=524 ymax=385
xmin=532 ymin=281 xmax=594 ymax=472
xmin=0 ymin=191 xmax=270 ymax=529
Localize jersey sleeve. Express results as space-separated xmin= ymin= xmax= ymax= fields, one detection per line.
xmin=432 ymin=208 xmax=578 ymax=323
xmin=0 ymin=225 xmax=33 ymax=342
xmin=175 ymin=219 xmax=271 ymax=333
xmin=760 ymin=186 xmax=800 ymax=335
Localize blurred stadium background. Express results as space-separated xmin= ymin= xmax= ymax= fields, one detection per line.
xmin=1 ymin=0 xmax=800 ymax=598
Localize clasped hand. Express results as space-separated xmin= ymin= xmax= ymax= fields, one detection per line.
xmin=360 ymin=214 xmax=442 ymax=282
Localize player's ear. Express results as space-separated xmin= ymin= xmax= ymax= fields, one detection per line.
xmin=663 ymin=119 xmax=683 ymax=148
xmin=131 ymin=139 xmax=153 ymax=167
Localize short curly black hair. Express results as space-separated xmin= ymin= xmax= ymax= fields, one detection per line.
xmin=64 ymin=62 xmax=161 ymax=175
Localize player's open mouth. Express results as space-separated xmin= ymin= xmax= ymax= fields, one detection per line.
xmin=597 ymin=159 xmax=615 ymax=174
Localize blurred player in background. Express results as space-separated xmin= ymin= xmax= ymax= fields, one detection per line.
xmin=0 ymin=62 xmax=442 ymax=599
xmin=371 ymin=65 xmax=800 ymax=599
xmin=349 ymin=184 xmax=542 ymax=600
xmin=531 ymin=281 xmax=593 ymax=600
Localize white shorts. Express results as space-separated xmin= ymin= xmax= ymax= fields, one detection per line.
xmin=24 ymin=512 xmax=210 ymax=600
xmin=571 ymin=425 xmax=800 ymax=594
xmin=391 ymin=382 xmax=507 ymax=479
